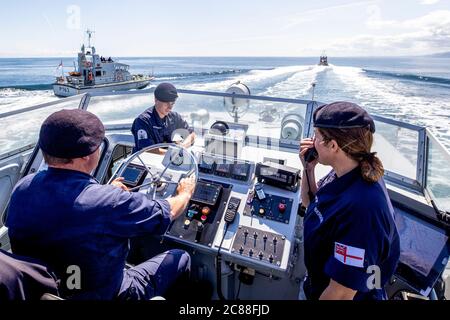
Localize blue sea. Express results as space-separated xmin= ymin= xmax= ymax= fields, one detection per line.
xmin=1 ymin=56 xmax=450 ymax=151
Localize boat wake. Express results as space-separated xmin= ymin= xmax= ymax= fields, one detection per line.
xmin=0 ymin=83 xmax=53 ymax=91
xmin=185 ymin=65 xmax=317 ymax=92
xmin=0 ymin=88 xmax=57 ymax=114
xmin=363 ymin=69 xmax=450 ymax=87
xmin=330 ymin=66 xmax=450 ymax=149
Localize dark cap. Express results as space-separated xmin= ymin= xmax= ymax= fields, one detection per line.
xmin=39 ymin=109 xmax=105 ymax=159
xmin=154 ymin=83 xmax=178 ymax=102
xmin=313 ymin=101 xmax=375 ymax=133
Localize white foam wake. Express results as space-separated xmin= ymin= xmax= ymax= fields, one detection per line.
xmin=0 ymin=88 xmax=57 ymax=114
xmin=261 ymin=65 xmax=329 ymax=99
xmin=331 ymin=66 xmax=450 ymax=149
xmin=183 ymin=65 xmax=314 ymax=92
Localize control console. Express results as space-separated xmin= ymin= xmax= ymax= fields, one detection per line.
xmin=166 ymin=180 xmax=232 ymax=246
xmin=243 ymin=189 xmax=294 ymax=224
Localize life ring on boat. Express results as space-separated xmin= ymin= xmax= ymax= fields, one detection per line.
xmin=116 ymin=73 xmax=124 ymax=81
xmin=84 ymin=61 xmax=92 ymax=68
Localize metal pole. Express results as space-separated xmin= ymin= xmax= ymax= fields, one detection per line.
xmin=311 ymin=82 xmax=316 ymax=101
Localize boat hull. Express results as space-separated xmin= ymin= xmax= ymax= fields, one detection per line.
xmin=53 ymin=79 xmax=152 ymax=97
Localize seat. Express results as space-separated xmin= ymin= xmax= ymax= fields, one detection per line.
xmin=0 ymin=249 xmax=60 ymax=300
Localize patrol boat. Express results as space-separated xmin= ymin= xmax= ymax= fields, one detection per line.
xmin=318 ymin=55 xmax=329 ymax=66
xmin=0 ymin=84 xmax=449 ymax=300
xmin=53 ymin=30 xmax=153 ymax=97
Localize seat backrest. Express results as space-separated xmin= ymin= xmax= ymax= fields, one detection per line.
xmin=0 ymin=249 xmax=60 ymax=300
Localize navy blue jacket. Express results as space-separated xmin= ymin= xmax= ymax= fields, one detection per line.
xmin=6 ymin=168 xmax=171 ymax=300
xmin=303 ymin=168 xmax=400 ymax=300
xmin=131 ymin=106 xmax=191 ymax=152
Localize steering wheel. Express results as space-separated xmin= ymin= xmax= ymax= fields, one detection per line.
xmin=109 ymin=143 xmax=199 ymax=201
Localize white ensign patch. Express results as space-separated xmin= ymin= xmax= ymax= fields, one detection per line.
xmin=334 ymin=242 xmax=365 ymax=268
xmin=137 ymin=130 xmax=148 ymax=140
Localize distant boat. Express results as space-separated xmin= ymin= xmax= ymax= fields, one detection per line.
xmin=318 ymin=55 xmax=329 ymax=66
xmin=53 ymin=30 xmax=154 ymax=97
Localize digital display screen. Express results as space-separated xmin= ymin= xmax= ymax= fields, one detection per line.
xmin=260 ymin=167 xmax=288 ymax=183
xmin=215 ymin=163 xmax=232 ymax=174
xmin=122 ymin=167 xmax=144 ymax=184
xmin=199 ymin=156 xmax=215 ymax=171
xmin=206 ymin=138 xmax=238 ymax=158
xmin=232 ymin=163 xmax=250 ymax=178
xmin=191 ymin=182 xmax=221 ymax=206
xmin=395 ymin=211 xmax=449 ymax=277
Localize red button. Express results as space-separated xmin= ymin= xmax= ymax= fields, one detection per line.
xmin=278 ymin=203 xmax=287 ymax=213
xmin=201 ymin=215 xmax=208 ymax=223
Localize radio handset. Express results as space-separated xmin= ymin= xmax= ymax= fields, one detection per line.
xmin=224 ymin=197 xmax=241 ymax=225
xmin=304 ymin=147 xmax=318 ymax=163
xmin=303 ymin=147 xmax=317 ymax=203
xmin=254 ymin=183 xmax=266 ymax=201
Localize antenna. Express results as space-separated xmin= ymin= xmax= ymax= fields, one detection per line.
xmin=86 ymin=29 xmax=95 ymax=48
xmin=311 ymin=82 xmax=317 ymax=101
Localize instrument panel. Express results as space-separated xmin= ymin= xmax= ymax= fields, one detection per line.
xmin=198 ymin=153 xmax=253 ymax=183
xmin=122 ymin=151 xmax=302 ymax=276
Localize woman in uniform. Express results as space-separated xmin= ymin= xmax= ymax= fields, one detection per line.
xmin=299 ymin=101 xmax=400 ymax=300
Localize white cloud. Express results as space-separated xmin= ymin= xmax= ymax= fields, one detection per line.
xmin=330 ymin=9 xmax=450 ymax=55
xmin=281 ymin=1 xmax=377 ymax=30
xmin=420 ymin=0 xmax=440 ymax=5
xmin=366 ymin=5 xmax=396 ymax=29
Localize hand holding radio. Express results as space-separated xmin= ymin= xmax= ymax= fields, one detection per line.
xmin=299 ymin=138 xmax=319 ymax=169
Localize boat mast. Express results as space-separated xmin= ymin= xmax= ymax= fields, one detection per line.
xmin=86 ymin=29 xmax=95 ymax=49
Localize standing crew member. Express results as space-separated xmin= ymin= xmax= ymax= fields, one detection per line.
xmin=299 ymin=101 xmax=400 ymax=300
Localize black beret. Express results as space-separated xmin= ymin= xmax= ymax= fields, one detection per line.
xmin=313 ymin=101 xmax=376 ymax=133
xmin=39 ymin=109 xmax=105 ymax=159
xmin=154 ymin=83 xmax=178 ymax=102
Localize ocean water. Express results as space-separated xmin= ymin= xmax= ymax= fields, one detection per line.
xmin=1 ymin=56 xmax=450 ymax=152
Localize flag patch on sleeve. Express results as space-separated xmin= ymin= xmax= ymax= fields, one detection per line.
xmin=137 ymin=129 xmax=148 ymax=140
xmin=334 ymin=242 xmax=365 ymax=268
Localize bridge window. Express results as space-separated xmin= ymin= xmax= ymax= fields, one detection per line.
xmin=103 ymin=144 xmax=133 ymax=184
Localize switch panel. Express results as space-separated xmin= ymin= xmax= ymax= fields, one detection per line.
xmin=243 ymin=190 xmax=294 ymax=224
xmin=231 ymin=226 xmax=286 ymax=267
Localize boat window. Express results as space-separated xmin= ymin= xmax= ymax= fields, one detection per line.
xmin=86 ymin=91 xmax=308 ymax=147
xmin=103 ymin=144 xmax=133 ymax=183
xmin=372 ymin=120 xmax=419 ymax=181
xmin=0 ymin=97 xmax=84 ymax=158
xmin=86 ymin=92 xmax=154 ymax=126
xmin=96 ymin=71 xmax=102 ymax=77
xmin=426 ymin=135 xmax=450 ymax=213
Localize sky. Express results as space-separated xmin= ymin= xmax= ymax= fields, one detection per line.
xmin=1 ymin=0 xmax=450 ymax=57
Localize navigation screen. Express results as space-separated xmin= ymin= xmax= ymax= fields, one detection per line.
xmin=199 ymin=156 xmax=215 ymax=172
xmin=191 ymin=182 xmax=222 ymax=206
xmin=122 ymin=167 xmax=144 ymax=185
xmin=232 ymin=163 xmax=250 ymax=179
xmin=260 ymin=167 xmax=288 ymax=183
xmin=215 ymin=163 xmax=232 ymax=176
xmin=395 ymin=211 xmax=449 ymax=277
